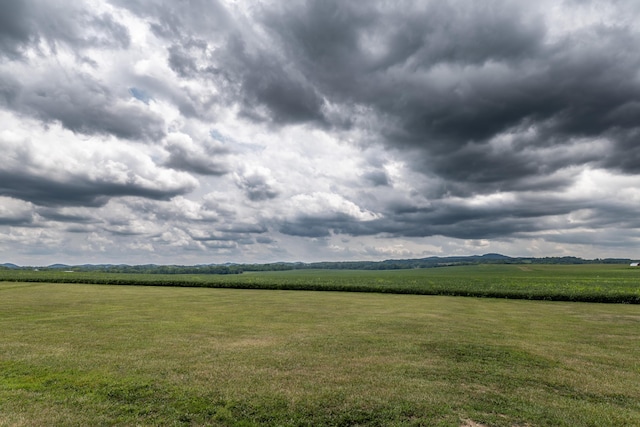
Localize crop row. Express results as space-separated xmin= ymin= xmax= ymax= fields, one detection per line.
xmin=1 ymin=265 xmax=639 ymax=304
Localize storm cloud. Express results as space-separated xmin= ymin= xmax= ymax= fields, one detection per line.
xmin=256 ymin=1 xmax=640 ymax=189
xmin=1 ymin=0 xmax=640 ymax=265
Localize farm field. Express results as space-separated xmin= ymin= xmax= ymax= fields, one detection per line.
xmin=1 ymin=264 xmax=639 ymax=303
xmin=1 ymin=280 xmax=639 ymax=426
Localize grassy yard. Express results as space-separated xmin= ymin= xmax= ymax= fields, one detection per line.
xmin=1 ymin=281 xmax=639 ymax=426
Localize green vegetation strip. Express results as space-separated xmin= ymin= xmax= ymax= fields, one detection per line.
xmin=1 ymin=264 xmax=640 ymax=303
xmin=1 ymin=283 xmax=639 ymax=426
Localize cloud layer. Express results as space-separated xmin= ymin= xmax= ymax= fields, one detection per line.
xmin=1 ymin=0 xmax=640 ymax=264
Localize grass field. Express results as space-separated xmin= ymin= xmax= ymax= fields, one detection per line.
xmin=1 ymin=280 xmax=639 ymax=426
xmin=1 ymin=264 xmax=640 ymax=303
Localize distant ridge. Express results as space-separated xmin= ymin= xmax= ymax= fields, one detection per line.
xmin=0 ymin=254 xmax=634 ymax=273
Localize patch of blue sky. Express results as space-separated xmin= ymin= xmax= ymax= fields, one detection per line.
xmin=210 ymin=129 xmax=227 ymax=142
xmin=129 ymin=87 xmax=152 ymax=104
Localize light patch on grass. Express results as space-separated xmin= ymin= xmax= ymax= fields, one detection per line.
xmin=225 ymin=337 xmax=281 ymax=348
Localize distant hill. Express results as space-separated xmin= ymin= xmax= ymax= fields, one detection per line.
xmin=1 ymin=263 xmax=19 ymax=269
xmin=480 ymin=253 xmax=512 ymax=260
xmin=47 ymin=264 xmax=71 ymax=269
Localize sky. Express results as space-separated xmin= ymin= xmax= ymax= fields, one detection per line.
xmin=1 ymin=0 xmax=640 ymax=265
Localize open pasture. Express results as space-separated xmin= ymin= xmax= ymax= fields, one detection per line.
xmin=1 ymin=264 xmax=639 ymax=303
xmin=1 ymin=281 xmax=639 ymax=426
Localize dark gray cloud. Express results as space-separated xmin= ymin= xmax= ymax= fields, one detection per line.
xmin=164 ymin=151 xmax=227 ymax=176
xmin=130 ymin=1 xmax=328 ymax=125
xmin=0 ymin=171 xmax=194 ymax=207
xmin=0 ymin=0 xmax=130 ymax=58
xmin=0 ymin=209 xmax=34 ymax=226
xmin=227 ymin=38 xmax=327 ymax=125
xmin=164 ymin=136 xmax=229 ymax=176
xmin=35 ymin=208 xmax=100 ymax=225
xmin=0 ymin=72 xmax=166 ymax=141
xmin=248 ymin=1 xmax=640 ymax=194
xmin=274 ymin=189 xmax=636 ymax=242
xmin=0 ymin=129 xmax=197 ymax=208
xmin=362 ymin=170 xmax=390 ymax=187
xmin=236 ymin=170 xmax=280 ymax=201
xmin=0 ymin=0 xmax=160 ymax=142
xmin=256 ymin=236 xmax=276 ymax=244
xmin=219 ymin=223 xmax=268 ymax=234
xmin=279 ymin=214 xmax=378 ymax=238
xmin=172 ymin=34 xmax=328 ymax=126
xmin=0 ymin=0 xmax=32 ymax=57
xmin=140 ymin=0 xmax=640 ymax=193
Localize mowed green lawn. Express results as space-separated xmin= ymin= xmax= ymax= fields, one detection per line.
xmin=1 ymin=282 xmax=639 ymax=426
